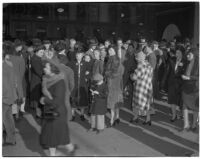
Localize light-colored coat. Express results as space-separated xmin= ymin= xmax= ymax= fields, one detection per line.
xmin=105 ymin=56 xmax=124 ymax=109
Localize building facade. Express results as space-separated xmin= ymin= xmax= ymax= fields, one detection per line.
xmin=3 ymin=2 xmax=198 ymax=45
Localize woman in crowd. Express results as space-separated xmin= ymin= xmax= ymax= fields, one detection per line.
xmin=130 ymin=51 xmax=153 ymax=125
xmin=105 ymin=45 xmax=124 ymax=127
xmin=69 ymin=51 xmax=91 ymax=121
xmin=166 ymin=47 xmax=185 ymax=122
xmin=30 ymin=45 xmax=45 ymax=118
xmin=40 ymin=61 xmax=77 ymax=156
xmin=181 ymin=49 xmax=199 ymax=131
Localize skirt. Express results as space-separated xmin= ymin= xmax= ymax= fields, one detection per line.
xmin=182 ymin=92 xmax=199 ymax=111
xmin=40 ymin=117 xmax=70 ymax=148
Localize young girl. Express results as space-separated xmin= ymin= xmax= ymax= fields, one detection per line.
xmin=89 ymin=74 xmax=107 ymax=134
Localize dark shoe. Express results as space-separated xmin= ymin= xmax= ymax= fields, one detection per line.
xmin=80 ymin=115 xmax=85 ymax=121
xmin=143 ymin=120 xmax=152 ymax=126
xmin=36 ymin=115 xmax=42 ymax=119
xmin=3 ymin=142 xmax=16 ymax=147
xmin=130 ymin=118 xmax=139 ymax=123
xmin=170 ymin=115 xmax=177 ymax=122
xmin=70 ymin=116 xmax=75 ymax=121
xmin=67 ymin=144 xmax=78 ymax=156
xmin=115 ymin=118 xmax=120 ymax=124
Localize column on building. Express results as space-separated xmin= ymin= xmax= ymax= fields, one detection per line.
xmin=99 ymin=3 xmax=109 ymax=23
xmin=69 ymin=3 xmax=77 ymax=37
xmin=193 ymin=3 xmax=199 ymax=47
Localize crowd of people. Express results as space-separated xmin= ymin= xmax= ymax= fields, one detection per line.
xmin=2 ymin=35 xmax=199 ymax=156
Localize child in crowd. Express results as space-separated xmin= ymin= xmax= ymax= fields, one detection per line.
xmin=89 ymin=74 xmax=107 ymax=134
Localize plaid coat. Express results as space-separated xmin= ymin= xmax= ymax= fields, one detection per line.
xmin=131 ymin=61 xmax=153 ymax=111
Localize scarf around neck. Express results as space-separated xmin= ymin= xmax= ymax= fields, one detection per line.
xmin=42 ymin=72 xmax=65 ymax=99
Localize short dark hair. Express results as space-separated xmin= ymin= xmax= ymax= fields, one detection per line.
xmin=43 ymin=60 xmax=60 ymax=75
xmin=34 ymin=45 xmax=45 ymax=52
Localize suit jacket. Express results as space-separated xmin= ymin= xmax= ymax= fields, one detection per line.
xmin=9 ymin=55 xmax=25 ymax=98
xmin=3 ymin=62 xmax=18 ymax=105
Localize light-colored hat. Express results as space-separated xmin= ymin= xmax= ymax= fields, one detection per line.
xmin=93 ymin=73 xmax=103 ymax=81
xmin=139 ymin=38 xmax=147 ymax=45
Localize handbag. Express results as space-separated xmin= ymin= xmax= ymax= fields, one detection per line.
xmin=43 ymin=109 xmax=59 ymax=120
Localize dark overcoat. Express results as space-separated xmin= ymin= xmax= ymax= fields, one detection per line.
xmin=30 ymin=54 xmax=43 ymax=102
xmin=90 ymin=83 xmax=107 ymax=115
xmin=167 ymin=57 xmax=185 ymax=105
xmin=68 ymin=60 xmax=91 ymax=108
xmin=9 ymin=55 xmax=25 ymax=99
xmin=40 ymin=79 xmax=70 ymax=147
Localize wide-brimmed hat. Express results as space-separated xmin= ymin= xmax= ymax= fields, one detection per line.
xmin=138 ymin=38 xmax=147 ymax=45
xmin=89 ymin=38 xmax=98 ymax=46
xmin=43 ymin=40 xmax=51 ymax=45
xmin=54 ymin=42 xmax=66 ymax=52
xmin=152 ymin=41 xmax=159 ymax=45
xmin=159 ymin=41 xmax=167 ymax=48
xmin=32 ymin=38 xmax=42 ymax=46
xmin=93 ymin=73 xmax=103 ymax=81
xmin=14 ymin=39 xmax=23 ymax=47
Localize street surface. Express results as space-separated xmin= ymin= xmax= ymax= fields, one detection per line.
xmin=3 ymin=94 xmax=199 ymax=157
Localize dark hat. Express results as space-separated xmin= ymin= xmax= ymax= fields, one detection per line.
xmin=159 ymin=41 xmax=167 ymax=48
xmin=152 ymin=41 xmax=158 ymax=45
xmin=14 ymin=39 xmax=23 ymax=47
xmin=89 ymin=38 xmax=98 ymax=46
xmin=54 ymin=42 xmax=66 ymax=52
xmin=32 ymin=38 xmax=42 ymax=46
xmin=43 ymin=40 xmax=51 ymax=44
xmin=93 ymin=73 xmax=103 ymax=81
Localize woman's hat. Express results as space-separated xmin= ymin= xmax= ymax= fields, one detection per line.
xmin=152 ymin=41 xmax=158 ymax=46
xmin=93 ymin=73 xmax=103 ymax=81
xmin=89 ymin=38 xmax=98 ymax=46
xmin=138 ymin=38 xmax=147 ymax=45
xmin=14 ymin=39 xmax=23 ymax=47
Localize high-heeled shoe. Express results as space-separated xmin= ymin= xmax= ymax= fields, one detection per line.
xmin=115 ymin=118 xmax=120 ymax=124
xmin=129 ymin=118 xmax=139 ymax=123
xmin=67 ymin=144 xmax=78 ymax=156
xmin=170 ymin=115 xmax=177 ymax=122
xmin=80 ymin=115 xmax=85 ymax=121
xmin=143 ymin=120 xmax=151 ymax=126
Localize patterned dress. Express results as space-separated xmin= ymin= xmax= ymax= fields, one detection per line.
xmin=131 ymin=61 xmax=153 ymax=111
